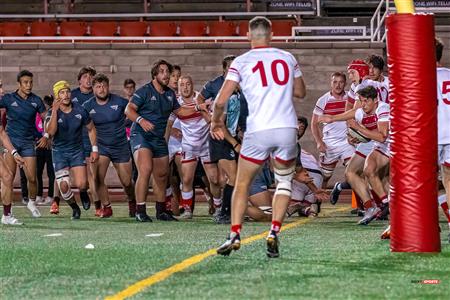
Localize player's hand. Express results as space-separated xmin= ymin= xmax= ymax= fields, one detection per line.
xmin=210 ymin=120 xmax=225 ymax=140
xmin=294 ymin=168 xmax=313 ymax=184
xmin=138 ymin=118 xmax=155 ymax=132
xmin=170 ymin=128 xmax=182 ymax=140
xmin=347 ymin=119 xmax=358 ymax=129
xmin=13 ymin=153 xmax=25 ymax=166
xmin=90 ymin=151 xmax=99 ymax=163
xmin=317 ymin=141 xmax=327 ymax=153
xmin=233 ymin=143 xmax=241 ymax=153
xmin=36 ymin=136 xmax=49 ymax=149
xmin=198 ymin=102 xmax=210 ymax=112
xmin=52 ymin=98 xmax=61 ymax=111
xmin=347 ymin=134 xmax=360 ymax=146
xmin=318 ymin=115 xmax=333 ymax=124
xmin=314 ymin=189 xmax=329 ymax=202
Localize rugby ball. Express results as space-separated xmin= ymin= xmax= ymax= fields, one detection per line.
xmin=348 ymin=127 xmax=371 ymax=143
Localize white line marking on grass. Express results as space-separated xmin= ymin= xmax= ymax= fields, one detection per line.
xmin=44 ymin=233 xmax=63 ymax=237
xmin=145 ymin=233 xmax=164 ymax=237
xmin=85 ymin=244 xmax=95 ymax=249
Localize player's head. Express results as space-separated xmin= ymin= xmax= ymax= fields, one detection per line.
xmin=178 ymin=75 xmax=194 ymax=99
xmin=77 ymin=66 xmax=96 ymax=90
xmin=297 ymin=116 xmax=308 ymax=139
xmin=366 ymin=54 xmax=385 ymax=80
xmin=347 ymin=59 xmax=369 ymax=84
xmin=43 ymin=94 xmax=54 ymax=108
xmin=222 ymin=55 xmax=236 ymax=77
xmin=435 ymin=37 xmax=444 ymax=64
xmin=53 ymin=80 xmax=71 ymax=104
xmin=248 ymin=16 xmax=272 ymax=45
xmin=123 ymin=78 xmax=136 ymax=99
xmin=330 ymin=72 xmax=346 ymax=95
xmin=356 ymin=85 xmax=378 ymax=113
xmin=92 ymin=73 xmax=110 ymax=101
xmin=151 ymin=59 xmax=173 ymax=87
xmin=17 ymin=70 xmax=33 ymax=95
xmin=169 ymin=65 xmax=181 ymax=91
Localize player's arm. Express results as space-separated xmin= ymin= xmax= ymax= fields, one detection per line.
xmin=0 ymin=125 xmax=24 ymax=165
xmin=125 ymin=101 xmax=155 ymax=132
xmin=349 ymin=119 xmax=388 ymax=143
xmin=223 ymin=124 xmax=241 ymax=153
xmin=165 ymin=117 xmax=174 ymax=143
xmin=293 ymin=76 xmax=306 ymax=99
xmin=211 ymin=80 xmax=238 ymax=140
xmin=85 ymin=120 xmax=99 ymax=163
xmin=311 ymin=113 xmax=326 ymax=152
xmin=319 ymin=108 xmax=356 ymax=123
xmin=45 ymin=99 xmax=61 ymax=137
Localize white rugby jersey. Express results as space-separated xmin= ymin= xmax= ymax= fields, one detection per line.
xmin=168 ymin=118 xmax=182 ymax=154
xmin=300 ymin=149 xmax=320 ymax=171
xmin=313 ymin=91 xmax=349 ymax=146
xmin=178 ymin=93 xmax=209 ymax=147
xmin=355 ymin=102 xmax=390 ymax=149
xmin=226 ymin=47 xmax=302 ymax=134
xmin=437 ymin=67 xmax=450 ymax=144
xmin=348 ymin=78 xmax=389 ymax=105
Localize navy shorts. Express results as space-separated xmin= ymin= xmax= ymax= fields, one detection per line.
xmin=249 ymin=163 xmax=273 ymax=196
xmin=130 ymin=133 xmax=168 ymax=158
xmin=10 ymin=136 xmax=35 ymax=157
xmin=52 ymin=147 xmax=86 ymax=172
xmin=209 ymin=135 xmax=237 ymax=163
xmin=99 ymin=142 xmax=131 ymax=163
xmin=83 ymin=141 xmax=92 ymax=158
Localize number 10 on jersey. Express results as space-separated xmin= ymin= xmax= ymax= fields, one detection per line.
xmin=252 ymin=60 xmax=289 ymax=87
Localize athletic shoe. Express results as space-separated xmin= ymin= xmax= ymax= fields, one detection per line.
xmin=377 ymin=202 xmax=389 ymax=220
xmin=27 ymin=200 xmax=41 ymax=218
xmin=156 ymin=211 xmax=178 ymax=221
xmin=309 ymin=203 xmax=319 ymax=217
xmin=380 ymin=225 xmax=391 ymax=240
xmin=330 ymin=182 xmax=341 ymax=205
xmin=213 ymin=212 xmax=230 ymax=224
xmin=80 ymin=196 xmax=91 ymax=211
xmin=135 ymin=212 xmax=152 ymax=222
xmin=287 ymin=202 xmax=302 ymax=217
xmin=266 ymin=231 xmax=280 ymax=258
xmin=316 ymin=201 xmax=322 ymax=214
xmin=128 ymin=200 xmax=136 ymax=217
xmin=37 ymin=196 xmax=52 ymax=205
xmin=179 ymin=209 xmax=193 ymax=220
xmin=216 ymin=232 xmax=241 ymax=256
xmin=101 ymin=206 xmax=113 ymax=218
xmin=95 ymin=208 xmax=103 ymax=217
xmin=358 ymin=207 xmax=381 ymax=225
xmin=1 ymin=214 xmax=23 ymax=225
xmin=21 ymin=197 xmax=29 ymax=205
xmin=50 ymin=201 xmax=59 ymax=215
xmin=35 ymin=196 xmax=43 ymax=204
xmin=71 ymin=207 xmax=81 ymax=220
xmin=351 ymin=208 xmax=365 ymax=217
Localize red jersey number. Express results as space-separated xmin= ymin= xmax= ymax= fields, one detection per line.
xmin=252 ymin=60 xmax=289 ymax=87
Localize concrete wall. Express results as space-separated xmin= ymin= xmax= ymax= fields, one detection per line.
xmin=1 ymin=34 xmax=447 ymax=190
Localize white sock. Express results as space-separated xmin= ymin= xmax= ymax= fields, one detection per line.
xmin=165 ymin=187 xmax=173 ymax=197
xmin=438 ymin=194 xmax=447 ymax=205
xmin=213 ymin=197 xmax=222 ymax=207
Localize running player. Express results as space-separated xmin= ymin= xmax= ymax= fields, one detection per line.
xmin=176 ymin=75 xmax=221 ymax=219
xmin=82 ymin=74 xmax=135 ymax=218
xmin=311 ymin=72 xmax=354 ymax=188
xmin=0 ymin=70 xmax=50 ymax=218
xmin=214 ymin=16 xmax=306 ymax=258
xmin=126 ymin=59 xmax=208 ymax=222
xmin=45 ymin=81 xmax=99 ymax=219
xmin=436 ymin=38 xmax=450 ymax=243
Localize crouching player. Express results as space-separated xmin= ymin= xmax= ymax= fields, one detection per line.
xmin=45 ymin=81 xmax=99 ymax=219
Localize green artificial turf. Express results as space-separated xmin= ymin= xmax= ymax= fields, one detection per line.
xmin=0 ymin=204 xmax=448 ymax=300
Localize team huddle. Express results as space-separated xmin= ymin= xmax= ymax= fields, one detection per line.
xmin=0 ymin=17 xmax=449 ymax=258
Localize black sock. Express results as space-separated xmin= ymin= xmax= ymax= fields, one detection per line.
xmin=94 ymin=200 xmax=101 ymax=209
xmin=54 ymin=196 xmax=60 ymax=205
xmin=68 ymin=201 xmax=79 ymax=210
xmin=339 ymin=182 xmax=351 ymax=190
xmin=221 ymin=184 xmax=234 ymax=216
xmin=80 ymin=189 xmax=91 ymax=203
xmin=137 ymin=203 xmax=146 ymax=214
xmin=155 ymin=201 xmax=165 ymax=216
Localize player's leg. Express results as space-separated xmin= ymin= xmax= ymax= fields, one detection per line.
xmin=94 ymin=155 xmax=113 ymax=218
xmin=35 ymin=148 xmax=45 ymax=203
xmin=22 ymin=156 xmax=41 ymax=217
xmin=113 ymin=160 xmax=136 ymax=216
xmin=71 ymin=166 xmax=90 ymax=219
xmin=202 ymin=161 xmax=222 ymax=214
xmin=180 ymin=156 xmax=197 ymax=219
xmin=440 ymin=145 xmax=450 ymax=242
xmin=345 ymin=153 xmax=371 ymax=212
xmin=55 ymin=167 xmax=81 ymax=220
xmin=152 ymin=155 xmax=175 ymax=220
xmin=0 ymin=153 xmax=22 ymax=225
xmin=133 ymin=147 xmax=153 ymax=222
xmin=319 ymin=146 xmax=339 ymax=188
xmin=247 ymin=190 xmax=272 ymax=222
xmin=216 ymin=158 xmax=237 ymax=222
xmin=330 ymin=143 xmax=355 ymax=204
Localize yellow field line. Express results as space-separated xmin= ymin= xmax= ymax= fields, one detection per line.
xmin=105 ymin=206 xmax=349 ymax=300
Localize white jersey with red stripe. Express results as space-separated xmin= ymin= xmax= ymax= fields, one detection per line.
xmin=226 ymin=46 xmax=302 ymax=134
xmin=313 ymin=91 xmax=349 ymax=146
xmin=354 ymin=102 xmax=390 ymax=150
xmin=348 ymin=78 xmax=389 ymax=105
xmin=437 ymin=67 xmax=450 ymax=145
xmin=168 ymin=117 xmax=182 ymax=160
xmin=300 ymin=149 xmax=321 ymax=172
xmin=178 ymin=92 xmax=210 ymax=148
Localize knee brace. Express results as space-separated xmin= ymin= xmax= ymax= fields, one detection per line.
xmin=274 ymin=165 xmax=296 ymax=197
xmin=55 ymin=169 xmax=73 ymax=200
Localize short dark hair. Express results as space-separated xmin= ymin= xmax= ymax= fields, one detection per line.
xmin=17 ymin=70 xmax=33 ymax=82
xmin=172 ymin=65 xmax=181 ymax=72
xmin=436 ymin=37 xmax=444 ymax=62
xmin=249 ymin=16 xmax=272 ymax=34
xmin=297 ymin=116 xmax=308 ymax=130
xmin=357 ymin=85 xmax=378 ymax=100
xmin=123 ymin=78 xmax=136 ymax=87
xmin=92 ymin=73 xmax=109 ymax=86
xmin=367 ymin=54 xmax=385 ymax=71
xmin=331 ymin=71 xmax=346 ymax=82
xmin=222 ymin=55 xmax=236 ymax=70
xmin=151 ymin=59 xmax=173 ymax=79
xmin=43 ymin=95 xmax=54 ymax=106
xmin=77 ymin=66 xmax=96 ymax=81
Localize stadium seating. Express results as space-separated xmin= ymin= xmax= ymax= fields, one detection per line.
xmin=118 ymin=21 xmax=149 ymax=36
xmin=178 ymin=21 xmax=207 ymax=37
xmin=89 ymin=21 xmax=119 ymax=36
xmin=0 ymin=22 xmax=28 ymax=36
xmin=148 ymin=21 xmax=178 ymax=37
xmin=30 ymin=21 xmax=58 ymax=36
xmin=59 ymin=22 xmax=88 ymax=36
xmin=207 ymin=21 xmax=237 ymax=36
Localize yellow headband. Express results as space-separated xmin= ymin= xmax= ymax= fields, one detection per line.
xmin=53 ymin=80 xmax=70 ymax=97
